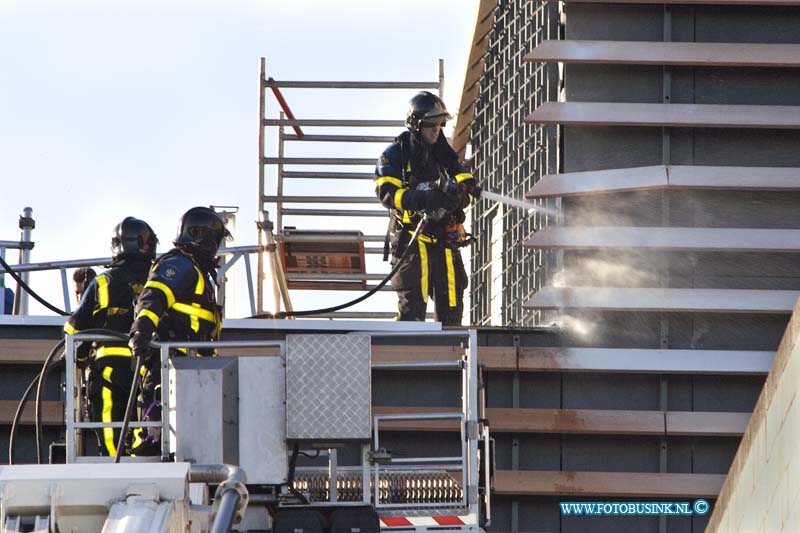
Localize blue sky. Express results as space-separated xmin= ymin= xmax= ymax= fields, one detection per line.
xmin=0 ymin=0 xmax=478 ymax=317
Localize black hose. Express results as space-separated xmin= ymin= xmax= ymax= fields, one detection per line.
xmin=34 ymin=339 xmax=65 ymax=464
xmin=9 ymin=372 xmax=41 ymax=465
xmin=114 ymin=353 xmax=144 ymax=463
xmin=252 ymin=216 xmax=428 ymax=319
xmin=0 ymin=255 xmax=69 ymax=316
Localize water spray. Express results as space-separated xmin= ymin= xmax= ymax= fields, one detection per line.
xmin=479 ymin=189 xmax=559 ymax=217
xmin=440 ymin=178 xmax=559 ymax=217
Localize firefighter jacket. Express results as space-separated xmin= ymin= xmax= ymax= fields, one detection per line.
xmin=374 ymin=129 xmax=477 ymax=243
xmin=63 ymin=259 xmax=150 ymax=361
xmin=129 ymin=248 xmax=222 ymax=358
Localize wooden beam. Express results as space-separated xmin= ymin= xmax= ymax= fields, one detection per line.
xmin=526 ymin=165 xmax=800 ymax=199
xmin=0 ymin=400 xmax=63 ymax=425
xmin=526 ymin=287 xmax=800 ymax=314
xmin=556 ymin=0 xmax=800 ymax=4
xmin=526 ymin=40 xmax=800 ymax=67
xmin=452 ymin=0 xmax=498 ymax=159
xmin=518 ymin=347 xmax=773 ymax=375
xmin=0 ymin=339 xmax=63 ymax=364
xmin=375 ymin=406 xmax=749 ymax=436
xmin=371 ymin=345 xmax=515 ymax=370
xmin=525 ymin=226 xmax=800 ymax=253
xmin=494 ymin=470 xmax=726 ymax=498
xmin=488 ymin=407 xmax=665 ymax=435
xmin=526 ymin=102 xmax=800 ymax=129
xmin=666 ymin=411 xmax=751 ymax=437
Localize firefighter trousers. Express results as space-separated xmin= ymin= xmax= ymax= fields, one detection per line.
xmin=86 ymin=356 xmax=133 ymax=456
xmin=391 ymin=237 xmax=468 ymax=326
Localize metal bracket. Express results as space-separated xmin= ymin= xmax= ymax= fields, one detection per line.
xmin=212 ymin=478 xmax=249 ymax=525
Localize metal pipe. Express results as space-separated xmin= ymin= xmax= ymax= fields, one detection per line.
xmin=257 ymin=58 xmax=266 ymax=315
xmin=263 ymin=119 xmax=401 ymax=127
xmin=267 ymin=77 xmax=304 ymax=139
xmin=17 ymin=207 xmax=34 ymax=315
xmin=263 ymin=157 xmax=376 ymax=165
xmin=280 ymin=208 xmax=386 ymax=217
xmin=277 ymin=234 xmax=383 ymax=242
xmin=281 ymin=171 xmax=374 ymax=180
xmin=188 ymin=464 xmax=248 ymax=533
xmin=0 ymin=246 xmax=262 ymax=274
xmin=277 ymin=111 xmax=286 ymax=232
xmin=264 ymin=195 xmax=378 ymax=204
xmin=284 ymin=273 xmax=386 ymax=281
xmin=265 ymin=81 xmax=438 ymax=89
xmin=283 ymin=134 xmax=395 ymax=143
xmin=372 ymin=361 xmax=464 ymax=371
xmin=0 ymin=240 xmax=34 ymax=249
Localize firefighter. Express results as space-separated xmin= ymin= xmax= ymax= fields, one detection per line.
xmin=374 ymin=91 xmax=480 ymax=325
xmin=128 ymin=206 xmax=229 ymax=455
xmin=63 ymin=217 xmax=158 ymax=456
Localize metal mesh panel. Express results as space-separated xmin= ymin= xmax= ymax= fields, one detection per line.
xmin=469 ymin=0 xmax=560 ymax=326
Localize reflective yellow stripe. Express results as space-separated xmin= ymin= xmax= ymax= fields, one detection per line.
xmin=137 ymin=309 xmax=160 ymax=327
xmin=101 ymin=366 xmax=116 ymax=456
xmin=445 ymin=248 xmax=457 ymax=307
xmin=375 ymin=176 xmax=403 ymax=189
xmin=97 ymin=275 xmax=109 ymax=309
xmin=172 ymin=302 xmax=216 ymax=323
xmin=455 ymin=172 xmax=473 ymax=183
xmin=64 ymin=322 xmax=78 ymax=334
xmin=418 ymin=239 xmax=429 ymax=303
xmin=96 ymin=346 xmax=132 ymax=358
xmin=193 ymin=268 xmax=205 ymax=295
xmin=144 ymin=280 xmax=175 ymax=308
xmin=406 ymin=162 xmax=411 ymax=172
xmin=393 ymin=188 xmax=407 ymax=210
xmin=410 ymin=231 xmax=437 ymax=244
xmin=402 ymin=211 xmax=411 ymax=224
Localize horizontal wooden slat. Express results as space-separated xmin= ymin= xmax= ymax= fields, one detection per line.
xmin=370 ymin=345 xmax=515 ymax=370
xmin=526 ymin=287 xmax=800 ymax=314
xmin=0 ymin=400 xmax=63 ymax=425
xmin=0 ymin=339 xmax=63 ymax=364
xmin=526 ymin=102 xmax=800 ymax=129
xmin=526 ymin=165 xmax=800 ymax=198
xmin=558 ymin=0 xmax=800 ymax=4
xmin=518 ymin=347 xmax=773 ymax=375
xmin=375 ymin=406 xmax=749 ymax=436
xmin=525 ymin=226 xmax=800 ymax=252
xmin=494 ymin=470 xmax=725 ymax=499
xmin=666 ymin=411 xmax=751 ymax=437
xmin=526 ymin=40 xmax=800 ymax=67
xmin=489 ymin=408 xmax=665 ymax=435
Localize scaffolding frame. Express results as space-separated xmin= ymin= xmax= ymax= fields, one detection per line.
xmin=469 ymin=1 xmax=560 ymax=327
xmin=257 ymin=58 xmax=444 ymax=317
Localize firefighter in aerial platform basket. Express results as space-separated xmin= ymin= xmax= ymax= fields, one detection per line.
xmin=128 ymin=206 xmax=229 ymax=455
xmin=63 ymin=217 xmax=158 ymax=456
xmin=374 ymin=91 xmax=481 ymax=326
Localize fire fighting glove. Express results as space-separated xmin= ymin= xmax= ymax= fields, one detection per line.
xmin=129 ymin=330 xmax=155 ymax=370
xmin=442 ymin=188 xmax=464 ymax=212
xmin=422 ymin=189 xmax=449 ymax=212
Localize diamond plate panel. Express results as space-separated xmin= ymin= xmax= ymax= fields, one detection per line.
xmin=286 ymin=334 xmax=371 ymax=440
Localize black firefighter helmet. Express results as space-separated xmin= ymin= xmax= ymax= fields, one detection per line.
xmin=173 ymin=206 xmax=230 ymax=260
xmin=405 ymin=91 xmax=453 ymax=133
xmin=111 ymin=217 xmax=158 ymax=260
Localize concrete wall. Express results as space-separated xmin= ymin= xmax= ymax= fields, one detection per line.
xmin=707 ymin=300 xmax=800 ymax=531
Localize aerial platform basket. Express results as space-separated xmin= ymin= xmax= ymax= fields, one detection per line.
xmin=278 ymin=229 xmax=367 ymax=290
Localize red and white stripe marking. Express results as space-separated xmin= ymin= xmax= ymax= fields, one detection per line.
xmin=380 ymin=514 xmax=475 ymax=528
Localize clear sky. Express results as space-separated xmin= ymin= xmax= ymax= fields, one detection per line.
xmin=0 ymin=0 xmax=478 ymax=317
